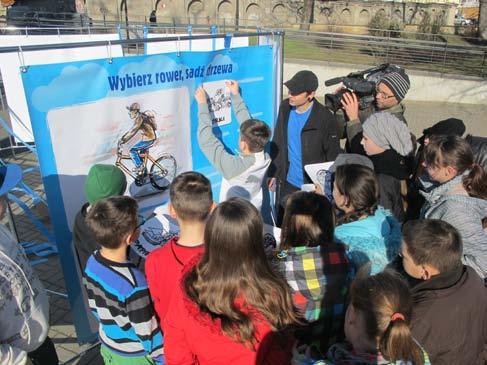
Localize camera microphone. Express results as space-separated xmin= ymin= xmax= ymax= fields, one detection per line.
xmin=324 ymin=77 xmax=344 ymax=87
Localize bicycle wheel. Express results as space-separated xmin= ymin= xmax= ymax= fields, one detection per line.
xmin=150 ymin=154 xmax=177 ymax=190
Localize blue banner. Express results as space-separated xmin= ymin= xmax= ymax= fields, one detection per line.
xmin=21 ymin=45 xmax=275 ymax=341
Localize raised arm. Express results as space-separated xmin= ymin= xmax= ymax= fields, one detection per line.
xmin=121 ymin=116 xmax=143 ymax=144
xmin=341 ymin=92 xmax=364 ymax=150
xmin=226 ymin=80 xmax=251 ymax=125
xmin=195 ymin=86 xmax=254 ymax=180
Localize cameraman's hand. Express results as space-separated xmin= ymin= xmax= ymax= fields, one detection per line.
xmin=334 ymin=84 xmax=345 ymax=94
xmin=341 ymin=92 xmax=359 ymax=121
xmin=225 ymin=80 xmax=240 ymax=95
xmin=194 ymin=86 xmax=208 ymax=105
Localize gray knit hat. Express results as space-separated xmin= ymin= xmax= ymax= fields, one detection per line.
xmin=379 ymin=70 xmax=410 ymax=101
xmin=363 ymin=112 xmax=413 ymax=156
xmin=330 ymin=153 xmax=374 ymax=173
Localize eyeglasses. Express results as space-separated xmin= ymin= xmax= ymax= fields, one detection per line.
xmin=375 ymin=87 xmax=395 ymax=99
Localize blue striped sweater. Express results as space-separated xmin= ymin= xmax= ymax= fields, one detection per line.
xmin=83 ymin=251 xmax=164 ymax=364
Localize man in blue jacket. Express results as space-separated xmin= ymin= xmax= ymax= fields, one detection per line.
xmin=268 ymin=70 xmax=341 ymax=224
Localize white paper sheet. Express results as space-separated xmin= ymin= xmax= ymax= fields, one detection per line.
xmin=304 ymin=161 xmax=335 ymax=186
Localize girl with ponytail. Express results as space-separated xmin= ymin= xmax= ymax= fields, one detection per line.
xmin=323 ymin=269 xmax=430 ymax=365
xmin=420 ymin=135 xmax=487 ymax=279
xmin=333 ymin=164 xmax=401 ymax=274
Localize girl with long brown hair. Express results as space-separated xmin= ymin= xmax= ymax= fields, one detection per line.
xmin=163 ymin=197 xmax=301 ymax=365
xmin=324 ymin=270 xmax=430 ymax=364
xmin=333 ymin=164 xmax=401 ymax=275
xmin=420 ymin=135 xmax=487 ymax=279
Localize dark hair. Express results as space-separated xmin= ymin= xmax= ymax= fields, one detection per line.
xmin=402 ymin=219 xmax=462 ymax=273
xmin=351 ymin=269 xmax=424 ymax=365
xmin=170 ymin=171 xmax=213 ymax=221
xmin=280 ymin=191 xmax=335 ymax=250
xmin=184 ymin=198 xmax=300 ymax=345
xmin=240 ymin=119 xmax=271 ymax=153
xmin=86 ymin=196 xmax=138 ymax=249
xmin=424 ymin=135 xmax=487 ymax=199
xmin=334 ymin=164 xmax=379 ymax=224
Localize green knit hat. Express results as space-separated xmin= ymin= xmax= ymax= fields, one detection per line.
xmin=84 ymin=164 xmax=127 ymax=205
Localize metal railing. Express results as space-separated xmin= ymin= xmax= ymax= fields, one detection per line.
xmin=0 ymin=15 xmax=486 ymax=78
xmin=284 ymin=28 xmax=487 ymax=78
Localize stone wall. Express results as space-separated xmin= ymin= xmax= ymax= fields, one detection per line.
xmin=84 ymin=0 xmax=457 ymax=28
xmin=314 ymin=1 xmax=455 ymax=27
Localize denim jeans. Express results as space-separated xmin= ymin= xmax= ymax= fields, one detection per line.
xmin=130 ymin=140 xmax=155 ymax=168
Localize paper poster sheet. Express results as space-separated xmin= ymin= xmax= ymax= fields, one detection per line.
xmin=203 ymin=80 xmax=232 ymax=127
xmin=304 ymin=161 xmax=335 ymax=187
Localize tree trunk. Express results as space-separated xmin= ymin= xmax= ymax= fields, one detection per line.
xmin=480 ymin=0 xmax=487 ymax=39
xmin=300 ymin=0 xmax=314 ymax=31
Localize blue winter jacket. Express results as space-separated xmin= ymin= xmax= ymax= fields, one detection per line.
xmin=334 ymin=207 xmax=401 ymax=275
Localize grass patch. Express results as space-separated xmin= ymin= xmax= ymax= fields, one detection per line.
xmin=283 ymin=36 xmax=486 ymax=77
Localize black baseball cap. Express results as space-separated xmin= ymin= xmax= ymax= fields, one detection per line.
xmin=418 ymin=118 xmax=465 ymax=146
xmin=284 ymin=70 xmax=318 ymax=95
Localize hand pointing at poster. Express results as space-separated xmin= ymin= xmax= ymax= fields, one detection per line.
xmin=195 ymin=86 xmax=208 ymax=105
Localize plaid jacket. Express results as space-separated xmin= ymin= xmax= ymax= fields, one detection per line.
xmin=275 ymin=243 xmax=351 ymax=351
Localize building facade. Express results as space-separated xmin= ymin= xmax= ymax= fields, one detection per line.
xmin=84 ymin=0 xmax=457 ymax=27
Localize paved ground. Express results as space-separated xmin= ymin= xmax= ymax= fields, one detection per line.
xmin=404 ymin=100 xmax=487 ymax=139
xmin=1 ymin=99 xmax=486 ymax=364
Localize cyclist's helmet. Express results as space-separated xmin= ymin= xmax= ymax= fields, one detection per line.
xmin=127 ymin=102 xmax=140 ymax=111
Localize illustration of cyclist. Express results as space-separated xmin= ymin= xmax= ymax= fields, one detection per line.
xmin=119 ymin=102 xmax=157 ymax=175
xmin=208 ymin=88 xmax=231 ymax=113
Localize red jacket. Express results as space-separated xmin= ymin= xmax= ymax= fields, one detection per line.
xmin=164 ymin=273 xmax=293 ymax=364
xmin=145 ymin=237 xmax=204 ymax=324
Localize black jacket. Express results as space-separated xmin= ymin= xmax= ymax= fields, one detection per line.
xmin=369 ymin=149 xmax=411 ymax=222
xmin=467 ymin=134 xmax=487 ymax=172
xmin=269 ymin=98 xmax=341 ymax=184
xmin=411 ymin=266 xmax=487 ymax=365
xmin=72 ymin=203 xmax=99 ymax=271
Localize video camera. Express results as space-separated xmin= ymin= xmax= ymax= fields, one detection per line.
xmin=324 ymin=63 xmax=404 ymax=112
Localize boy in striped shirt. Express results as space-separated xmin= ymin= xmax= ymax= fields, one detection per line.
xmin=83 ymin=196 xmax=164 ymax=365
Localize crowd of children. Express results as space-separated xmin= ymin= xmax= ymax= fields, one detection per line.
xmin=71 ymin=72 xmax=487 ymax=365
xmin=68 ymin=74 xmax=487 ymax=365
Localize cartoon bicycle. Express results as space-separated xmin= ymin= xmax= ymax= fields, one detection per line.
xmin=116 ymin=140 xmax=177 ymax=190
xmin=115 ymin=102 xmax=177 ymax=190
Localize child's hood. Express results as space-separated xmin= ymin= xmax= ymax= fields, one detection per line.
xmin=335 ymin=207 xmax=400 ymax=241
